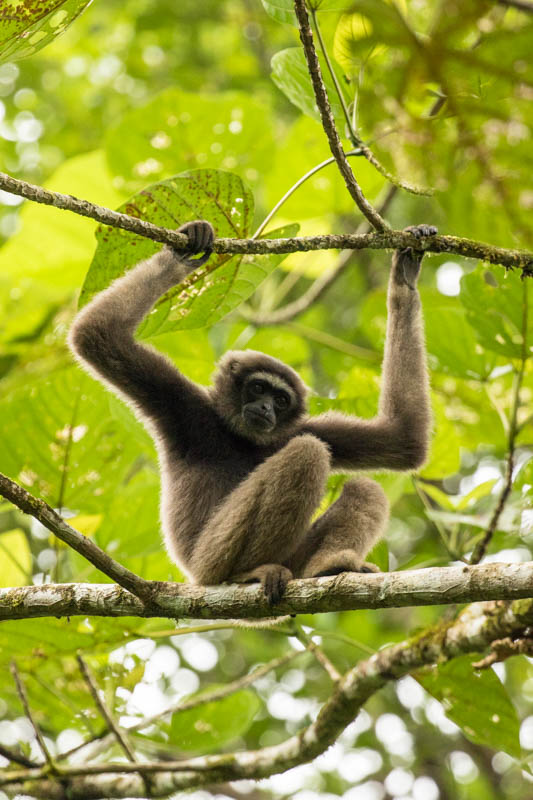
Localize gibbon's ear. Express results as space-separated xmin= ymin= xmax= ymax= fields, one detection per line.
xmin=229 ymin=361 xmax=240 ymax=373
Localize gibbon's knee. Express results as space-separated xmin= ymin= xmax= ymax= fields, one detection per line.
xmin=341 ymin=477 xmax=390 ymax=525
xmin=281 ymin=434 xmax=331 ymax=478
xmin=269 ymin=434 xmax=330 ymax=510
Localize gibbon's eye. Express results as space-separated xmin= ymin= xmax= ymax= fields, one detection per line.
xmin=274 ymin=392 xmax=290 ymax=410
xmin=249 ymin=380 xmax=266 ymax=396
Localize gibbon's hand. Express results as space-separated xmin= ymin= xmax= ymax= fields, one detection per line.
xmin=396 ymin=224 xmax=438 ymax=289
xmin=178 ymin=220 xmax=215 ymax=269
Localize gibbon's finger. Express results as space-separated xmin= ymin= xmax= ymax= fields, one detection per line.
xmin=198 ymin=222 xmax=215 ymax=253
xmin=404 ymin=223 xmax=438 ymax=240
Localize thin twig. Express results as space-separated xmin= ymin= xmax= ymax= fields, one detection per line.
xmin=498 ymin=0 xmax=533 ymax=12
xmin=0 ymin=472 xmax=157 ymax=605
xmin=310 ymin=8 xmax=431 ymax=197
xmin=77 ymin=654 xmax=152 ymax=793
xmin=293 ymin=0 xmax=388 ymax=231
xmin=291 ymin=621 xmax=342 ymax=682
xmin=69 ymin=650 xmax=303 ymax=764
xmin=10 ymin=662 xmax=54 ymax=769
xmin=0 ymin=744 xmax=38 ymax=769
xmin=76 ymin=654 xmax=138 ymax=761
xmin=470 ymin=281 xmax=529 ymax=563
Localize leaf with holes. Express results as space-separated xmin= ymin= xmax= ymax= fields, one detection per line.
xmin=81 ymin=169 xmax=297 ymax=334
xmin=0 ymin=0 xmax=93 ymax=65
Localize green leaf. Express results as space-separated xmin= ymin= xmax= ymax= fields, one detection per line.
xmin=420 ymin=395 xmax=461 ymax=480
xmin=460 ymin=266 xmax=533 ymax=361
xmin=416 ymin=654 xmax=521 ymax=758
xmin=168 ymin=688 xmax=260 ymax=752
xmin=0 ymin=529 xmax=31 ymax=587
xmin=456 ymin=479 xmax=498 ymax=511
xmin=170 ymin=223 xmax=300 ymax=331
xmin=261 ymin=0 xmax=296 ymax=25
xmin=106 ymin=88 xmax=275 ymax=191
xmin=80 ymin=169 xmax=254 ymax=334
xmin=421 ymin=290 xmax=494 ymax=380
xmin=0 ymin=151 xmax=125 ymax=289
xmin=367 ymin=538 xmax=388 ymax=571
xmin=0 ymin=0 xmax=92 ymax=65
xmin=271 ymin=48 xmax=346 ymax=131
xmin=0 ymin=368 xmax=144 ymax=511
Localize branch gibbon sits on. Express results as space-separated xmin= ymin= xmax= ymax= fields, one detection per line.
xmin=69 ymin=221 xmax=436 ymax=603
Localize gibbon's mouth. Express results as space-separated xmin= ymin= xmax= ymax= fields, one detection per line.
xmin=243 ymin=407 xmax=275 ymax=430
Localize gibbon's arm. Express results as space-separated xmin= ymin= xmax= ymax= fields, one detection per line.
xmin=69 ymin=222 xmax=214 ymax=434
xmin=304 ymin=227 xmax=435 ymax=472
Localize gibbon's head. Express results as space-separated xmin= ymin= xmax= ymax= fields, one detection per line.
xmin=212 ymin=350 xmax=308 ymax=445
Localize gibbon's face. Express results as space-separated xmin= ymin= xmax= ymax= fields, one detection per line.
xmin=241 ymin=371 xmax=295 ymax=435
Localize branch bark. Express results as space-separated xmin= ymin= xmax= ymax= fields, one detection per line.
xmin=2 ymin=561 xmax=533 ymax=621
xmin=0 ymin=171 xmax=530 ymax=272
xmin=3 ymin=596 xmax=533 ymax=798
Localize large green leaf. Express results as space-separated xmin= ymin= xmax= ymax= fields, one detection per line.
xmin=80 ymin=169 xmax=252 ymax=333
xmin=170 ymin=223 xmax=299 ymax=331
xmin=0 ymin=0 xmax=92 ymax=65
xmin=0 ymin=368 xmax=142 ymax=511
xmin=271 ymin=48 xmax=346 ymax=132
xmin=416 ymin=654 xmax=521 ymax=758
xmin=81 ymin=170 xmax=297 ymax=334
xmin=105 ymin=88 xmax=275 ymax=191
xmin=168 ymin=687 xmax=260 ymax=752
xmin=460 ymin=265 xmax=532 ymax=361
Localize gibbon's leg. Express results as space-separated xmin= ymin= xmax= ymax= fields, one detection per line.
xmin=187 ymin=434 xmax=330 ymax=601
xmin=286 ymin=477 xmax=389 ymax=578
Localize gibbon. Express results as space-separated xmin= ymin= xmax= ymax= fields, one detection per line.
xmin=69 ymin=221 xmax=435 ymax=603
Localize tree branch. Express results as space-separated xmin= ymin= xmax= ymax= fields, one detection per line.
xmin=3 ymin=596 xmax=533 ymax=798
xmin=0 ymin=171 xmax=531 ymax=272
xmin=2 ymin=561 xmax=533 ymax=621
xmin=0 ymin=472 xmax=156 ymax=606
xmin=242 ymin=185 xmax=398 ymax=326
xmin=293 ymin=0 xmax=388 ymax=231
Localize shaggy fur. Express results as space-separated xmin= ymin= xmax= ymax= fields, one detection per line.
xmin=69 ymin=221 xmax=435 ymax=603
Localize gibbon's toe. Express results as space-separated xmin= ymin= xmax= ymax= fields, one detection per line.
xmin=262 ymin=565 xmax=292 ymax=605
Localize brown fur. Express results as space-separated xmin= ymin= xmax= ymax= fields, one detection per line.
xmin=69 ymin=221 xmax=434 ymax=603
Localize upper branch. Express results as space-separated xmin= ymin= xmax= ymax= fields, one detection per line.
xmin=0 ymin=172 xmax=531 ymax=272
xmin=292 ymin=0 xmax=388 ymax=231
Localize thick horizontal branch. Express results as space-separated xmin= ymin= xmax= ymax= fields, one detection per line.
xmin=3 ymin=595 xmax=533 ymax=799
xmin=0 ymin=172 xmax=530 ymax=272
xmin=2 ymin=561 xmax=533 ymax=621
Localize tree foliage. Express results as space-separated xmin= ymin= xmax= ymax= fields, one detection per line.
xmin=0 ymin=0 xmax=532 ymax=798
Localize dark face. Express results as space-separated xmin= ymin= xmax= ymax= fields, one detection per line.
xmin=242 ymin=375 xmax=293 ymax=435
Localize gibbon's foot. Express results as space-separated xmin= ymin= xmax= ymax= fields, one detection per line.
xmin=178 ymin=220 xmax=215 ymax=267
xmin=231 ymin=564 xmax=293 ymax=605
xmin=313 ymin=560 xmax=381 ymax=578
xmin=399 ymin=224 xmax=438 ymax=289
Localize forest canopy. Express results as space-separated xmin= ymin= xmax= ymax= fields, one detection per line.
xmin=0 ymin=1 xmax=532 ymax=799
